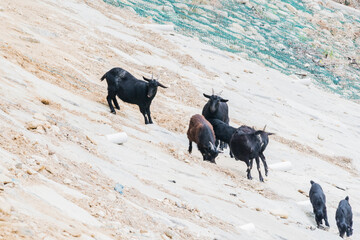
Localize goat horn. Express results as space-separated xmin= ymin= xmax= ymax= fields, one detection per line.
xmin=209 ymin=141 xmax=215 ymax=151
xmin=263 ymin=125 xmax=267 ymax=131
xmin=151 ymin=72 xmax=153 ymax=79
xmin=217 ymin=90 xmax=223 ymax=95
xmin=212 ymin=88 xmax=214 ymax=95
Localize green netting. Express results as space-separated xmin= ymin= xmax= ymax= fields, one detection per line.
xmin=103 ymin=0 xmax=360 ymax=100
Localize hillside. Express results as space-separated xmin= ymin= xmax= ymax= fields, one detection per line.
xmin=0 ymin=0 xmax=359 ymax=239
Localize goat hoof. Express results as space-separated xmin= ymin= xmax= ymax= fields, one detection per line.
xmin=111 ymin=111 xmax=116 ymax=114
xmin=115 ymin=106 xmax=120 ymax=110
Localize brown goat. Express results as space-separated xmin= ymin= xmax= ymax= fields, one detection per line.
xmin=187 ymin=114 xmax=219 ymax=163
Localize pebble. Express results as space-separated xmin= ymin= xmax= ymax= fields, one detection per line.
xmin=26 ymin=120 xmax=43 ymax=130
xmin=64 ymin=228 xmax=81 ymax=238
xmin=0 ymin=174 xmax=12 ymax=184
xmin=164 ymin=229 xmax=174 ymax=239
xmin=63 ymin=178 xmax=72 ymax=184
xmin=270 ymin=209 xmax=289 ymax=219
xmin=15 ymin=163 xmax=22 ymax=169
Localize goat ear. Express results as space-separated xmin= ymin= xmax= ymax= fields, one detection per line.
xmin=143 ymin=76 xmax=151 ymax=82
xmin=220 ymin=98 xmax=228 ymax=102
xmin=157 ymin=82 xmax=168 ymax=88
xmin=203 ymin=93 xmax=211 ymax=99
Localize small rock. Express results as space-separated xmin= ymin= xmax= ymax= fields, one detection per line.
xmin=239 ymin=223 xmax=255 ymax=232
xmin=64 ymin=228 xmax=81 ymax=238
xmin=40 ymin=99 xmax=50 ymax=105
xmin=317 ymin=134 xmax=324 ymax=141
xmin=0 ymin=174 xmax=12 ymax=184
xmin=140 ymin=229 xmax=148 ymax=234
xmin=15 ymin=163 xmax=22 ymax=169
xmin=270 ymin=209 xmax=289 ymax=219
xmin=164 ymin=229 xmax=174 ymax=239
xmin=235 ymin=0 xmax=249 ymax=4
xmin=26 ymin=169 xmax=35 ymax=175
xmin=63 ymin=178 xmax=72 ymax=184
xmin=184 ymin=159 xmax=190 ymax=163
xmin=26 ymin=120 xmax=43 ymax=130
xmin=168 ymin=180 xmax=176 ymax=184
xmin=230 ymin=193 xmax=237 ymax=197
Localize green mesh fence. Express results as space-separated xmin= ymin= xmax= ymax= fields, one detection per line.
xmin=103 ymin=0 xmax=360 ymax=100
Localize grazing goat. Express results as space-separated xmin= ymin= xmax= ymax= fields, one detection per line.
xmin=229 ymin=126 xmax=273 ymax=182
xmin=309 ymin=180 xmax=330 ymax=227
xmin=207 ymin=118 xmax=236 ymax=157
xmin=187 ymin=114 xmax=219 ymax=163
xmin=336 ymin=196 xmax=353 ymax=238
xmin=101 ymin=67 xmax=167 ymax=124
xmin=202 ymin=90 xmax=229 ymax=150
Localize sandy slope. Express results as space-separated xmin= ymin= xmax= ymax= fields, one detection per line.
xmin=0 ymin=0 xmax=359 ymax=239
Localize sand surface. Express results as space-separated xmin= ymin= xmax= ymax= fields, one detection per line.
xmin=0 ymin=0 xmax=359 ymax=239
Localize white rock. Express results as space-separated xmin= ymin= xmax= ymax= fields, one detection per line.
xmin=64 ymin=178 xmax=72 ymax=184
xmin=106 ymin=132 xmax=128 ymax=144
xmin=239 ymin=223 xmax=255 ymax=232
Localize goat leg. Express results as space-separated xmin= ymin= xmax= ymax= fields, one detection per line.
xmin=246 ymin=159 xmax=253 ymax=180
xmin=188 ymin=141 xmax=192 ymax=153
xmin=324 ymin=207 xmax=330 ymax=227
xmin=255 ymin=157 xmax=264 ymax=182
xmin=113 ymin=96 xmax=120 ymax=110
xmin=107 ymin=91 xmax=117 ymax=114
xmin=146 ymin=106 xmax=153 ymax=124
xmin=139 ymin=106 xmax=149 ymax=124
xmin=259 ymin=152 xmax=269 ymax=176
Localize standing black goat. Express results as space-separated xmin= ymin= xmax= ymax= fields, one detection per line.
xmin=101 ymin=67 xmax=167 ymax=124
xmin=229 ymin=126 xmax=273 ymax=182
xmin=202 ymin=90 xmax=229 ymax=150
xmin=207 ymin=118 xmax=236 ymax=157
xmin=336 ymin=196 xmax=353 ymax=238
xmin=309 ymin=180 xmax=330 ymax=228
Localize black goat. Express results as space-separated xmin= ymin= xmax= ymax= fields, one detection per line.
xmin=309 ymin=180 xmax=330 ymax=228
xmin=187 ymin=114 xmax=219 ymax=163
xmin=202 ymin=90 xmax=229 ymax=150
xmin=101 ymin=67 xmax=167 ymax=124
xmin=336 ymin=196 xmax=353 ymax=238
xmin=207 ymin=118 xmax=236 ymax=157
xmin=229 ymin=126 xmax=273 ymax=182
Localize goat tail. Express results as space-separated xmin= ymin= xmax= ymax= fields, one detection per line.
xmin=100 ymin=72 xmax=107 ymax=81
xmin=310 ymin=180 xmax=314 ymax=185
xmin=345 ymin=196 xmax=349 ymax=201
